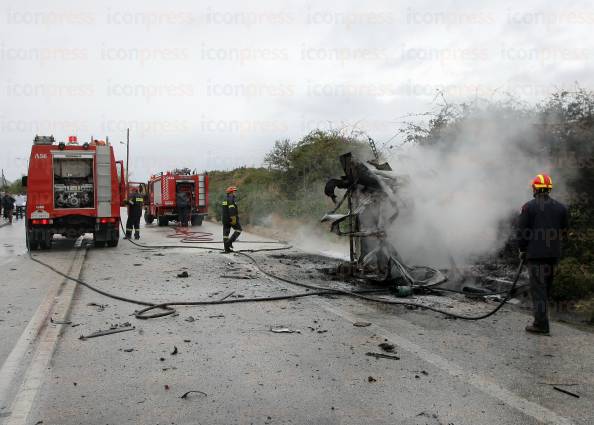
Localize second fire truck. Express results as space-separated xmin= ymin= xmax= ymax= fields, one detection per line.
xmin=144 ymin=169 xmax=208 ymax=226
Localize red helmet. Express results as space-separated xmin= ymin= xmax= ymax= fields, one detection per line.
xmin=531 ymin=174 xmax=553 ymax=191
xmin=225 ymin=186 xmax=237 ymax=194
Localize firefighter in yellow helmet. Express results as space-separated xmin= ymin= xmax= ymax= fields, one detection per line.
xmin=517 ymin=173 xmax=569 ymax=335
xmin=221 ymin=186 xmax=241 ymax=253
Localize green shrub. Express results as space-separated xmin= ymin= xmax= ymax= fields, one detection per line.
xmin=553 ymin=258 xmax=594 ymax=301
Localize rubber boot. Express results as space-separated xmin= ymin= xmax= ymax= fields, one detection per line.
xmin=525 ymin=324 xmax=550 ymax=335
xmin=124 ymin=230 xmax=132 ymax=239
xmin=134 ymin=231 xmax=140 ymax=240
xmin=228 ymin=231 xmax=241 ymax=249
xmin=223 ymin=239 xmax=233 ymax=253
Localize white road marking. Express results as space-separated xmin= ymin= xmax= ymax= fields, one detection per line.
xmin=0 ymin=246 xmax=87 ymax=425
xmin=317 ymin=300 xmax=575 ymax=425
xmin=0 ymin=271 xmax=63 ymax=406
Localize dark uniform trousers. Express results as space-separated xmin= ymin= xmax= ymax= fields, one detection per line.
xmin=178 ymin=206 xmax=190 ymax=227
xmin=528 ymin=260 xmax=556 ymax=332
xmin=223 ymin=222 xmax=242 ymax=246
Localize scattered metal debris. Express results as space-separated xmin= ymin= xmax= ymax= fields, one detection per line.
xmin=86 ymin=302 xmax=106 ymax=312
xmin=553 ymin=386 xmax=580 ymax=398
xmin=366 ymin=352 xmax=400 ymax=360
xmin=180 ymin=390 xmax=207 ymax=399
xmin=270 ymin=327 xmax=301 ymax=334
xmin=367 ymin=376 xmax=377 ymax=383
xmin=185 ymin=316 xmax=195 ymax=322
xmin=171 ymin=346 xmax=178 ymax=355
xmin=50 ymin=318 xmax=72 ymax=325
xmin=353 ymin=321 xmax=372 ymax=327
xmin=177 ymin=271 xmax=189 ymax=278
xmin=79 ymin=326 xmax=135 ymax=340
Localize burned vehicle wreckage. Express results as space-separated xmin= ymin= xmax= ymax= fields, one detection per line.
xmin=323 ymin=151 xmax=446 ymax=291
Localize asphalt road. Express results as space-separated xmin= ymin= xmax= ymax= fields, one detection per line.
xmin=0 ymin=217 xmax=593 ymax=425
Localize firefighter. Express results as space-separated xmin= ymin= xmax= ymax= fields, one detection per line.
xmin=125 ymin=187 xmax=144 ymax=240
xmin=222 ymin=186 xmax=241 ymax=253
xmin=176 ymin=190 xmax=190 ymax=227
xmin=2 ymin=192 xmax=15 ymax=224
xmin=518 ymin=173 xmax=569 ymax=335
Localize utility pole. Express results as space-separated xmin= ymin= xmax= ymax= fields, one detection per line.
xmin=126 ymin=128 xmax=130 ymax=184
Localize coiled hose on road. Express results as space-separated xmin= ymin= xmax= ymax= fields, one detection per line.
xmin=28 ymin=224 xmax=526 ymax=321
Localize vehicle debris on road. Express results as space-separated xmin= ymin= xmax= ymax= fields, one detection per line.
xmin=553 ymin=386 xmax=580 ymax=398
xmin=270 ymin=326 xmax=301 ymax=334
xmin=365 ymin=352 xmax=400 ymax=360
xmin=79 ymin=325 xmax=135 ymax=340
xmin=180 ymin=390 xmax=208 ymax=399
xmin=86 ymin=302 xmax=106 ymax=312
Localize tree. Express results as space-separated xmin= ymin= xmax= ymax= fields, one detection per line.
xmin=264 ymin=139 xmax=293 ymax=171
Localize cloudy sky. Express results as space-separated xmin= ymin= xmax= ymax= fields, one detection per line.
xmin=1 ymin=0 xmax=593 ymax=181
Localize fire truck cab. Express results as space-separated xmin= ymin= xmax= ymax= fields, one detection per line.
xmin=22 ymin=135 xmax=126 ymax=250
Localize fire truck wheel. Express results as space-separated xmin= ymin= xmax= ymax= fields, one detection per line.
xmin=106 ymin=238 xmax=119 ymax=247
xmin=26 ymin=233 xmax=39 ymax=251
xmin=144 ymin=212 xmax=154 ymax=225
xmin=94 ymin=241 xmax=106 ymax=248
xmin=191 ymin=215 xmax=203 ymax=226
xmin=158 ymin=217 xmax=168 ymax=227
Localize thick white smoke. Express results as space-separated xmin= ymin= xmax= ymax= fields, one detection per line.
xmin=387 ymin=109 xmax=562 ymax=268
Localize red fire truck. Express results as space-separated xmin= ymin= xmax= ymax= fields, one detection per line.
xmin=22 ymin=135 xmax=126 ymax=250
xmin=144 ymin=169 xmax=208 ymax=226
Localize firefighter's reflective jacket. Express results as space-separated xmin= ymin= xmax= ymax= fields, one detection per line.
xmin=128 ymin=193 xmax=144 ymax=215
xmin=221 ymin=196 xmax=239 ymax=226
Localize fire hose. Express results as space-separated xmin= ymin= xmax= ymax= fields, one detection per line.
xmin=28 ymin=223 xmax=526 ymax=321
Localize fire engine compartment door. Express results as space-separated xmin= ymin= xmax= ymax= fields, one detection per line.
xmin=52 ymin=151 xmax=95 ymax=210
xmin=176 ymin=181 xmax=195 ymax=206
xmin=153 ymin=180 xmax=162 ymax=206
xmin=95 ymin=145 xmax=112 ymax=217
